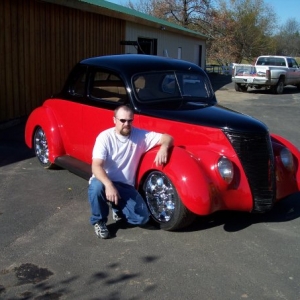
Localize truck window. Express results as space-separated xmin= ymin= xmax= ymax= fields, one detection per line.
xmin=256 ymin=58 xmax=266 ymax=65
xmin=257 ymin=57 xmax=286 ymax=66
xmin=287 ymin=58 xmax=299 ymax=68
xmin=275 ymin=58 xmax=286 ymax=66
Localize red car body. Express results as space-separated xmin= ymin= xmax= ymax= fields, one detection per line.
xmin=25 ymin=54 xmax=300 ymax=230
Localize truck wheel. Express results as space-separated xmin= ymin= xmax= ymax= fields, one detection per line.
xmin=297 ymin=84 xmax=300 ymax=91
xmin=142 ymin=171 xmax=196 ymax=231
xmin=235 ymin=83 xmax=248 ymax=92
xmin=235 ymin=83 xmax=242 ymax=92
xmin=240 ymin=85 xmax=248 ymax=92
xmin=271 ymin=79 xmax=284 ymax=94
xmin=33 ymin=127 xmax=56 ymax=168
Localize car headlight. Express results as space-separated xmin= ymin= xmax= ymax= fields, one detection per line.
xmin=280 ymin=148 xmax=294 ymax=171
xmin=217 ymin=156 xmax=234 ymax=184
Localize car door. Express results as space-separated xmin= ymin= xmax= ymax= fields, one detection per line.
xmin=81 ymin=68 xmax=130 ymax=163
xmin=287 ymin=58 xmax=300 ymax=85
xmin=50 ymin=65 xmax=87 ymax=160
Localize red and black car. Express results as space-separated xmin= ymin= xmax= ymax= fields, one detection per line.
xmin=25 ymin=54 xmax=300 ymax=230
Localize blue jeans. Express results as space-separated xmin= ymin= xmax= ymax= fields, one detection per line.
xmin=88 ymin=178 xmax=149 ymax=225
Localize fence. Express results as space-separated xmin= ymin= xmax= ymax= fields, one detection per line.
xmin=205 ymin=64 xmax=232 ymax=75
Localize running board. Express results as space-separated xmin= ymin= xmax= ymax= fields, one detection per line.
xmin=54 ymin=156 xmax=92 ymax=180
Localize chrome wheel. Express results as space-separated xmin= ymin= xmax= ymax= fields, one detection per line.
xmin=33 ymin=127 xmax=53 ymax=168
xmin=144 ymin=171 xmax=176 ymax=223
xmin=142 ymin=171 xmax=195 ymax=231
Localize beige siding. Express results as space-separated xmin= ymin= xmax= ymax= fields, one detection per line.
xmin=125 ymin=22 xmax=206 ymax=67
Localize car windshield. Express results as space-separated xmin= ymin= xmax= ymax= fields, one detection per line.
xmin=133 ymin=71 xmax=213 ymax=103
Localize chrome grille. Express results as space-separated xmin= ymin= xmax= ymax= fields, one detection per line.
xmin=223 ymin=130 xmax=276 ymax=212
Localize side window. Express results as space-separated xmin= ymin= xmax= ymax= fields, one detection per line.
xmin=182 ymin=74 xmax=211 ymax=98
xmin=90 ymin=70 xmax=127 ymax=103
xmin=289 ymin=59 xmax=299 ymax=68
xmin=293 ymin=60 xmax=299 ymax=68
xmin=134 ymin=73 xmax=180 ymax=101
xmin=275 ymin=58 xmax=286 ymax=66
xmin=256 ymin=58 xmax=266 ymax=65
xmin=162 ymin=75 xmax=176 ymax=94
xmin=69 ymin=66 xmax=87 ymax=97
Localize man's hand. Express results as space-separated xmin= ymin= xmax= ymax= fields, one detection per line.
xmin=154 ymin=134 xmax=173 ymax=166
xmin=154 ymin=146 xmax=169 ymax=166
xmin=104 ymin=183 xmax=120 ymax=205
xmin=92 ymin=158 xmax=120 ymax=204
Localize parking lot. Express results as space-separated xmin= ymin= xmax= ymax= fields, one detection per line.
xmin=1 ymin=81 xmax=300 ymax=300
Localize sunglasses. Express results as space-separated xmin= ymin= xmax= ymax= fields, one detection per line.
xmin=116 ymin=118 xmax=133 ymax=124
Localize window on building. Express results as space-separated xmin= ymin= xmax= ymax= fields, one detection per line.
xmin=177 ymin=47 xmax=182 ymax=60
xmin=137 ymin=38 xmax=157 ymax=55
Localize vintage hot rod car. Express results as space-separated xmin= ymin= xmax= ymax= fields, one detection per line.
xmin=25 ymin=54 xmax=300 ymax=231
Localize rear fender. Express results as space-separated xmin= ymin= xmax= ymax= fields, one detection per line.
xmin=25 ymin=107 xmax=65 ymax=163
xmin=137 ymin=146 xmax=218 ymax=215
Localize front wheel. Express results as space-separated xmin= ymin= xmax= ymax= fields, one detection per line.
xmin=33 ymin=127 xmax=56 ymax=168
xmin=141 ymin=171 xmax=196 ymax=231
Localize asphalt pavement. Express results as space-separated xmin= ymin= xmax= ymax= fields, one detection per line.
xmin=1 ymin=79 xmax=300 ymax=300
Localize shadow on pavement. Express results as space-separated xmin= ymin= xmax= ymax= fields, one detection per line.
xmin=0 ymin=120 xmax=34 ymax=167
xmin=246 ymin=85 xmax=300 ymax=95
xmin=184 ymin=192 xmax=300 ymax=233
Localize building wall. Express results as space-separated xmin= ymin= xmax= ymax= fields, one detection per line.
xmin=125 ymin=22 xmax=206 ymax=67
xmin=0 ymin=0 xmax=125 ymax=123
xmin=0 ymin=0 xmax=206 ymax=124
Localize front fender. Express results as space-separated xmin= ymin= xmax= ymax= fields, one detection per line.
xmin=25 ymin=106 xmax=65 ymax=163
xmin=271 ymin=134 xmax=300 ymax=191
xmin=137 ymin=146 xmax=221 ymax=215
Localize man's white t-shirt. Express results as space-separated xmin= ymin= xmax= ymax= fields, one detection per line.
xmin=92 ymin=127 xmax=162 ymax=186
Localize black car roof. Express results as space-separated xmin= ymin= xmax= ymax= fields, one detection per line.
xmin=80 ymin=54 xmax=203 ymax=77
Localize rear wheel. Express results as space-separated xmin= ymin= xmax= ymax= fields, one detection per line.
xmin=235 ymin=83 xmax=248 ymax=92
xmin=141 ymin=171 xmax=196 ymax=231
xmin=33 ymin=127 xmax=55 ymax=168
xmin=271 ymin=78 xmax=284 ymax=94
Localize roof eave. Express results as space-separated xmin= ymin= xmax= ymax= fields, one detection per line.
xmin=41 ymin=0 xmax=208 ymax=40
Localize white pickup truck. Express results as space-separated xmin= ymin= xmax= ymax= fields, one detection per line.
xmin=231 ymin=56 xmax=300 ymax=94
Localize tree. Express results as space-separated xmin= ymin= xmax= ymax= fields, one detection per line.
xmin=127 ymin=0 xmax=156 ymax=16
xmin=205 ymin=7 xmax=238 ymax=65
xmin=127 ymin=0 xmax=214 ymax=32
xmin=127 ymin=0 xmax=280 ymax=65
xmin=207 ymin=0 xmax=277 ymax=65
xmin=274 ymin=18 xmax=300 ymax=56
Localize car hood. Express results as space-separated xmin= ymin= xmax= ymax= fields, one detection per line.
xmin=139 ymin=104 xmax=268 ymax=133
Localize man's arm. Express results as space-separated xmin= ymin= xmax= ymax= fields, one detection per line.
xmin=154 ymin=133 xmax=174 ymax=166
xmin=92 ymin=158 xmax=120 ymax=204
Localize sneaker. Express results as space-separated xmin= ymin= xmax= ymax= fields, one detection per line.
xmin=94 ymin=221 xmax=110 ymax=239
xmin=112 ymin=209 xmax=123 ymax=222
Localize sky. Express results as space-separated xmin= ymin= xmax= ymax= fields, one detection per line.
xmin=264 ymin=0 xmax=299 ymax=26
xmin=107 ymin=0 xmax=299 ymax=26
